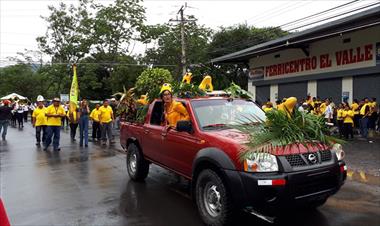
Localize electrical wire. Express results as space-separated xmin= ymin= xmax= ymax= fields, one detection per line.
xmin=286 ymin=2 xmax=379 ymax=31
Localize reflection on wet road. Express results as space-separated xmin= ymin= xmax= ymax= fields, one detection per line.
xmin=1 ymin=125 xmax=379 ymax=225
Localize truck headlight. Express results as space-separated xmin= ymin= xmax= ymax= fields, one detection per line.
xmin=243 ymin=153 xmax=278 ymax=172
xmin=332 ymin=143 xmax=345 ymax=161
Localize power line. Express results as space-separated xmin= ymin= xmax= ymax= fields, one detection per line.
xmin=279 ymin=0 xmax=361 ymax=28
xmin=0 ymin=60 xmax=178 ymax=67
xmin=208 ymin=2 xmax=379 ymax=55
xmin=245 ymin=1 xmax=304 ymax=23
xmin=286 ymin=2 xmax=379 ymax=31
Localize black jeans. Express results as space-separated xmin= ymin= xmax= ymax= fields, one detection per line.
xmin=337 ymin=120 xmax=344 ymax=138
xmin=16 ymin=112 xmax=23 ymax=127
xmin=36 ymin=125 xmax=47 ymax=143
xmin=343 ymin=123 xmax=354 ymax=139
xmin=92 ymin=121 xmax=101 ymax=140
xmin=70 ymin=123 xmax=78 ymax=139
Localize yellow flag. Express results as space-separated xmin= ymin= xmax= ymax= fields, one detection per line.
xmin=69 ymin=64 xmax=79 ymax=112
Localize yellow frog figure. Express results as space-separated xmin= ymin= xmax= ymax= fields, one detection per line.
xmin=182 ymin=72 xmax=193 ymax=84
xmin=199 ymin=75 xmax=213 ymax=92
xmin=277 ymin=97 xmax=297 ymax=117
xmin=137 ymin=95 xmax=148 ymax=105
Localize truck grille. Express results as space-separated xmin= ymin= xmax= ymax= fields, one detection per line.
xmin=284 ymin=150 xmax=333 ymax=168
xmin=285 ymin=155 xmax=307 ymax=167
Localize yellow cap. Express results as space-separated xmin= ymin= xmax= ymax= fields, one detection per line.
xmin=160 ymin=83 xmax=172 ymax=94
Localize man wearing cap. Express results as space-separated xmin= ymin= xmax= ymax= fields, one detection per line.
xmin=0 ymin=100 xmax=13 ymax=140
xmin=44 ymin=97 xmax=66 ymax=151
xmin=98 ymin=100 xmax=114 ymax=145
xmin=32 ymin=96 xmax=47 ymax=146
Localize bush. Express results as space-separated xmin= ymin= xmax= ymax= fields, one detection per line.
xmin=135 ymin=68 xmax=173 ymax=99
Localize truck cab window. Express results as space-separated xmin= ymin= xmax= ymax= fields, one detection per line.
xmin=150 ymin=101 xmax=164 ymax=126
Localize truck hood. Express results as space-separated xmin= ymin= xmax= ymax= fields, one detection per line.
xmin=204 ymin=129 xmax=329 ymax=155
xmin=205 ymin=129 xmax=249 ymax=144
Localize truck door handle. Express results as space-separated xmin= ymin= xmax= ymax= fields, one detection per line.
xmin=144 ymin=129 xmax=150 ymax=134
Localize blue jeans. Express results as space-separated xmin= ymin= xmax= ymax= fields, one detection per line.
xmin=45 ymin=126 xmax=61 ymax=149
xmin=0 ymin=120 xmax=9 ymax=139
xmin=360 ymin=117 xmax=369 ymax=138
xmin=79 ymin=115 xmax=89 ymax=146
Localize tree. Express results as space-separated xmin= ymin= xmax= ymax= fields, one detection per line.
xmin=205 ymin=25 xmax=289 ymax=89
xmin=36 ymin=0 xmax=95 ymax=63
xmin=0 ymin=64 xmax=45 ymax=100
xmin=135 ymin=68 xmax=173 ymax=100
xmin=93 ymin=0 xmax=145 ymax=59
xmin=141 ymin=17 xmax=212 ymax=80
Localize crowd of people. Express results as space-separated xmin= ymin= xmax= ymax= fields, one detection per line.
xmin=262 ymin=96 xmax=379 ymax=141
xmin=0 ymin=96 xmax=117 ymax=151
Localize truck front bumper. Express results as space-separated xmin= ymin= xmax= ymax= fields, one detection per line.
xmin=223 ymin=161 xmax=347 ymax=215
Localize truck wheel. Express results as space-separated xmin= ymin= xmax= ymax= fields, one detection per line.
xmin=127 ymin=143 xmax=149 ymax=181
xmin=195 ymin=169 xmax=233 ymax=226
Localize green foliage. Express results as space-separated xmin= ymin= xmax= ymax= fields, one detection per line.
xmin=113 ymin=86 xmax=136 ymax=118
xmin=135 ymin=68 xmax=173 ymax=98
xmin=237 ymin=109 xmax=343 ymax=162
xmin=172 ymin=82 xmax=206 ymax=99
xmin=93 ymin=0 xmax=146 ymax=57
xmin=135 ymin=104 xmax=149 ymax=123
xmin=141 ymin=19 xmax=212 ymax=79
xmin=225 ymin=82 xmax=254 ymax=100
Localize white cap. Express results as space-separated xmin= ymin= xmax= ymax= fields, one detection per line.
xmin=36 ymin=95 xmax=45 ymax=102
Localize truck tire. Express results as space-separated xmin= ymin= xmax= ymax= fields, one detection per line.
xmin=127 ymin=143 xmax=149 ymax=181
xmin=195 ymin=169 xmax=233 ymax=226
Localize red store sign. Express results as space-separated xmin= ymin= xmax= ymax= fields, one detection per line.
xmin=265 ymin=44 xmax=374 ymax=77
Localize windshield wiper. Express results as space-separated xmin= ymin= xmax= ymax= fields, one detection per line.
xmin=202 ymin=123 xmax=227 ymax=129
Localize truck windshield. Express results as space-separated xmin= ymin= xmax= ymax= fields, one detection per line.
xmin=191 ymin=99 xmax=266 ymax=130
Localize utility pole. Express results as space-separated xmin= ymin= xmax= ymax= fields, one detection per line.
xmin=169 ymin=3 xmax=196 ymax=76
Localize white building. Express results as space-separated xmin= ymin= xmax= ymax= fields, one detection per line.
xmin=212 ymin=7 xmax=380 ymax=105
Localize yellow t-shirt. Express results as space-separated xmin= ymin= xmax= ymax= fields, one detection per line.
xmin=165 ymin=101 xmax=190 ymax=127
xmin=336 ymin=109 xmax=343 ymax=121
xmin=90 ymin=108 xmax=101 ymax=122
xmin=342 ymin=110 xmax=354 ymax=124
xmin=32 ymin=107 xmax=47 ymax=126
xmin=351 ymin=103 xmax=359 ymax=115
xmin=99 ymin=106 xmax=113 ymax=123
xmin=263 ymin=107 xmax=273 ymax=113
xmin=46 ymin=105 xmax=65 ymax=126
xmin=67 ymin=110 xmax=78 ymax=122
xmin=360 ymin=103 xmax=370 ymax=116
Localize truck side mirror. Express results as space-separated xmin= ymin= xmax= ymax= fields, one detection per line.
xmin=176 ymin=120 xmax=193 ymax=133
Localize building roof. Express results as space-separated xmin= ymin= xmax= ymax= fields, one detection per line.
xmin=211 ymin=6 xmax=380 ymax=63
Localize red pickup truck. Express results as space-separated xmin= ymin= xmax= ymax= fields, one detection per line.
xmin=120 ymin=97 xmax=347 ymax=226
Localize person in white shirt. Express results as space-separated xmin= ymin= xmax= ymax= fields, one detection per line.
xmin=324 ymin=99 xmax=333 ymax=123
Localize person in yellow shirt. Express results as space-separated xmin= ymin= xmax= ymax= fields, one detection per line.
xmin=99 ymin=100 xmax=114 ymax=145
xmin=369 ymin=97 xmax=377 ymax=131
xmin=263 ymin=102 xmax=273 ymax=113
xmin=351 ymin=99 xmax=360 ymax=128
xmin=359 ymin=98 xmax=371 ymax=139
xmin=336 ymin=103 xmax=344 ymax=138
xmin=160 ymin=83 xmax=190 ymax=128
xmin=67 ymin=104 xmax=79 ymax=141
xmin=342 ymin=104 xmax=354 ymax=140
xmin=90 ymin=104 xmax=101 ymax=141
xmin=32 ymin=96 xmax=47 ymax=146
xmin=44 ymin=97 xmax=66 ymax=151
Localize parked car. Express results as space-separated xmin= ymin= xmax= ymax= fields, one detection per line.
xmin=120 ymin=97 xmax=347 ymax=226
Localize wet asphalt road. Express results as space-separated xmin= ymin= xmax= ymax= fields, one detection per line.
xmin=1 ymin=123 xmax=380 ymax=226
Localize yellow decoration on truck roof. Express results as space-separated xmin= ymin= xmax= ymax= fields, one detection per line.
xmin=199 ymin=75 xmax=213 ymax=92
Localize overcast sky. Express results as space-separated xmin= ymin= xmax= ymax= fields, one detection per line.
xmin=0 ymin=0 xmax=378 ymax=66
